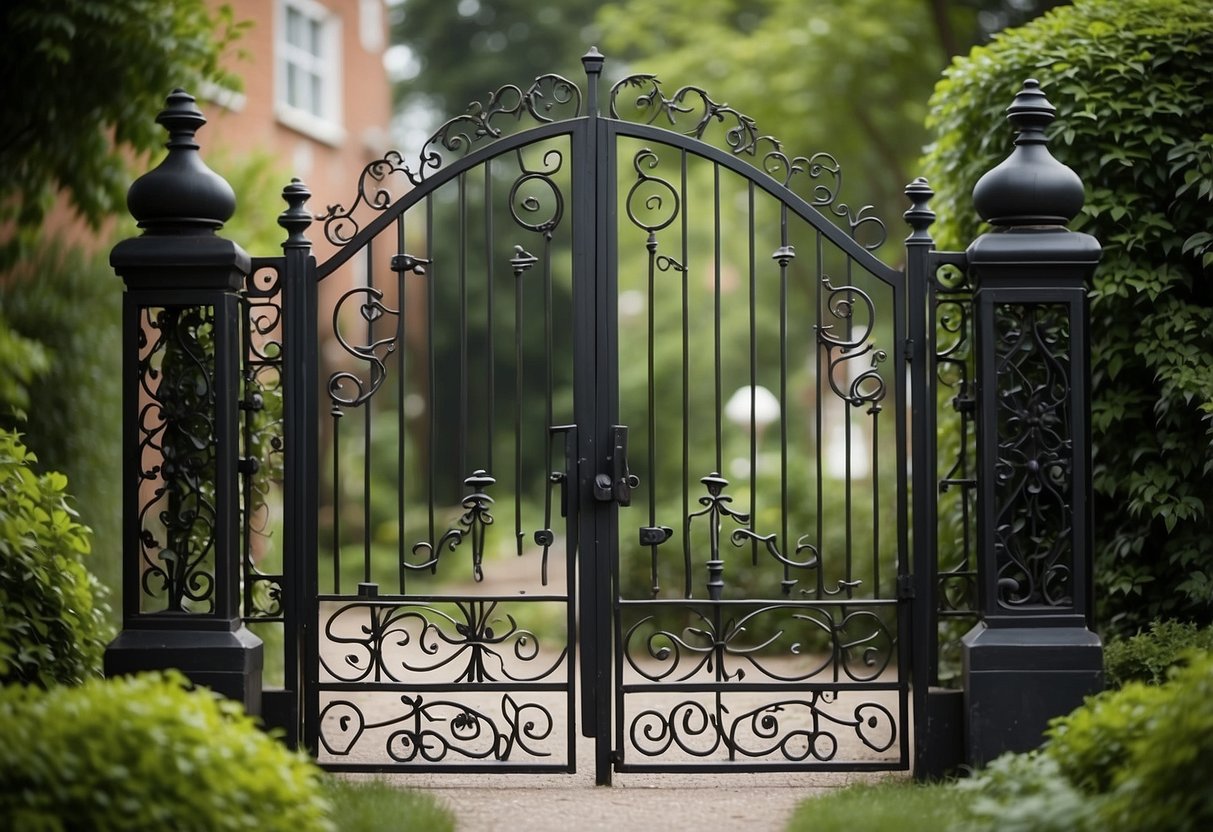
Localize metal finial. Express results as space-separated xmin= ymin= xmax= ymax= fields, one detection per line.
xmin=126 ymin=89 xmax=236 ymax=233
xmin=972 ymin=79 xmax=1084 ymax=228
xmin=903 ymin=177 xmax=936 ymax=242
xmin=278 ymin=178 xmax=313 ymax=249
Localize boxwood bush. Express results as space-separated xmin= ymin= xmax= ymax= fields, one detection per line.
xmin=922 ymin=0 xmax=1213 ymax=635
xmin=963 ymin=654 xmax=1213 ymax=832
xmin=0 ymin=672 xmax=334 ymax=832
xmin=1103 ymin=618 xmax=1213 ymax=688
xmin=0 ymin=428 xmax=110 ymax=687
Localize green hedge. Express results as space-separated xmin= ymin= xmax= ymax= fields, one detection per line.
xmin=0 ymin=672 xmax=334 ymax=832
xmin=964 ymin=653 xmax=1213 ymax=832
xmin=0 ymin=429 xmax=110 ymax=687
xmin=1103 ymin=619 xmax=1213 ymax=688
xmin=922 ymin=0 xmax=1213 ymax=635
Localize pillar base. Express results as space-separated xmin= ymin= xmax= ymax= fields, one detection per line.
xmin=105 ymin=624 xmax=263 ymax=716
xmin=962 ymin=622 xmax=1102 ymax=768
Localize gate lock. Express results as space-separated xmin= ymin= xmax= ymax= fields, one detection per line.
xmin=594 ymin=425 xmax=639 ymax=506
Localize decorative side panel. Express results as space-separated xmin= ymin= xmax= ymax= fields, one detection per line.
xmin=991 ymin=302 xmax=1074 ymax=609
xmin=136 ymin=305 xmax=218 ymax=614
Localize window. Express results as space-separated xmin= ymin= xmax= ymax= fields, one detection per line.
xmin=276 ymin=0 xmax=343 ymax=145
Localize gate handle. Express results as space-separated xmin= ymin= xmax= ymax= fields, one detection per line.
xmin=594 ymin=425 xmax=639 ymax=506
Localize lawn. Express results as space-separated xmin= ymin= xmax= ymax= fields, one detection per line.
xmin=323 ymin=777 xmax=455 ymax=832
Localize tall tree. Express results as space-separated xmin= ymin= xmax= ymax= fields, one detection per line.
xmin=390 ymin=0 xmax=601 ymax=123
xmin=0 ymin=0 xmax=245 ymax=266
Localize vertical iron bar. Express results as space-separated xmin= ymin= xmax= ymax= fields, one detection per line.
xmin=779 ymin=210 xmax=789 ymax=582
xmin=486 ymin=160 xmax=495 ymax=474
xmin=844 ymin=257 xmax=854 ymax=599
xmin=749 ymin=184 xmax=757 ymax=567
xmin=815 ymin=231 xmax=825 ymax=598
xmin=363 ymin=239 xmax=374 ymax=585
xmin=713 ymin=163 xmax=722 ymax=472
xmin=542 ymin=221 xmax=554 ymax=581
xmin=459 ymin=173 xmax=468 ymax=482
xmin=396 ymin=215 xmax=407 ymax=594
xmin=646 ymin=228 xmax=657 ymax=594
xmin=514 ymin=234 xmax=525 ymax=559
xmin=680 ymin=150 xmax=691 ymax=599
xmin=426 ymin=194 xmax=436 ymax=551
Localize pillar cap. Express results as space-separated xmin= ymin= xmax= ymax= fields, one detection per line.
xmin=125 ymin=89 xmax=236 ymax=233
xmin=972 ymin=80 xmax=1085 ymax=228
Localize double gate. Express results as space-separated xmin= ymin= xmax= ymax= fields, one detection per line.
xmin=254 ymin=52 xmax=930 ymax=784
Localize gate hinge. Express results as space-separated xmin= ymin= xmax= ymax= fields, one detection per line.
xmin=897 ymin=574 xmax=916 ymax=600
xmin=902 ymin=338 xmax=914 ymax=362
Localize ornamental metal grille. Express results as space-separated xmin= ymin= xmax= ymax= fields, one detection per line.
xmin=249 ymin=52 xmax=935 ymax=784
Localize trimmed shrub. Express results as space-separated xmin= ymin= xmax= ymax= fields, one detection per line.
xmin=922 ymin=0 xmax=1213 ymax=635
xmin=0 ymin=429 xmax=110 ymax=687
xmin=1 ymin=244 xmax=124 ymax=621
xmin=964 ymin=654 xmax=1213 ymax=832
xmin=0 ymin=672 xmax=334 ymax=832
xmin=1103 ymin=619 xmax=1213 ymax=688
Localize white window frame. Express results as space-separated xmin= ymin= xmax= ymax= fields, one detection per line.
xmin=275 ymin=0 xmax=345 ymax=146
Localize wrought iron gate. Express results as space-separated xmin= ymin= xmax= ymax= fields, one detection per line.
xmin=288 ymin=51 xmax=920 ymax=783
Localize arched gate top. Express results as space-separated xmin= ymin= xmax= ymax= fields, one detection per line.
xmin=315 ymin=49 xmax=894 ymax=281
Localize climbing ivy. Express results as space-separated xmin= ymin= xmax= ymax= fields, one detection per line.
xmin=922 ymin=0 xmax=1213 ymax=634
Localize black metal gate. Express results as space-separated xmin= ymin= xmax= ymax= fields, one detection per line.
xmin=289 ymin=51 xmax=919 ymax=783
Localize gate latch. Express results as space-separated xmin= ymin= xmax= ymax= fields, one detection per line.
xmin=594 ymin=425 xmax=639 ymax=506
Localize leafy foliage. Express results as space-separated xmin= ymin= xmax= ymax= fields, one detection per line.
xmin=962 ymin=654 xmax=1213 ymax=832
xmin=0 ymin=672 xmax=334 ymax=832
xmin=0 ymin=313 xmax=49 ymax=420
xmin=0 ymin=429 xmax=110 ymax=687
xmin=390 ymin=0 xmax=602 ymax=122
xmin=922 ymin=0 xmax=1213 ymax=634
xmin=1102 ymin=618 xmax=1213 ymax=688
xmin=0 ymin=0 xmax=246 ymax=266
xmin=0 ymin=245 xmax=124 ymax=619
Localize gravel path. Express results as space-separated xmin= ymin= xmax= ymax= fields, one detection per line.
xmin=341 ymin=767 xmax=893 ymax=831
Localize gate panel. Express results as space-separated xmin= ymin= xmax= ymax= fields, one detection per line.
xmin=605 ymin=104 xmax=910 ymax=772
xmin=309 ymin=127 xmax=583 ymax=771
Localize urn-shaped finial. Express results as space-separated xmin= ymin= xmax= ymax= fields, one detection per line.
xmin=972 ymin=79 xmax=1085 ymax=227
xmin=126 ymin=89 xmax=236 ymax=233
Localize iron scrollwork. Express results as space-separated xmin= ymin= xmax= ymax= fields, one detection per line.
xmin=319 ymin=599 xmax=565 ymax=685
xmin=624 ymin=604 xmax=895 ymax=684
xmin=327 ymin=287 xmax=401 ymax=409
xmin=319 ymin=694 xmax=556 ymax=762
xmin=241 ymin=262 xmax=286 ymax=621
xmin=817 ymin=276 xmax=888 ymax=413
xmin=627 ymin=694 xmax=895 ymax=762
xmin=318 ymin=75 xmax=581 ymax=246
xmin=136 ymin=306 xmax=218 ymax=613
xmin=405 ymin=470 xmax=497 ymax=582
xmin=993 ymin=303 xmax=1074 ymax=608
xmin=608 ymin=75 xmax=886 ymax=249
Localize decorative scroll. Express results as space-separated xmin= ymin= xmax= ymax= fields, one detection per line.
xmin=992 ymin=303 xmax=1074 ymax=607
xmin=933 ymin=263 xmax=978 ymax=620
xmin=327 ymin=286 xmax=401 ymax=409
xmin=817 ymin=276 xmax=888 ymax=413
xmin=627 ymin=693 xmax=896 ymax=762
xmin=320 ymin=693 xmax=556 ymax=762
xmin=318 ymin=75 xmax=581 ymax=245
xmin=319 ymin=599 xmax=566 ymax=685
xmin=681 ymin=474 xmax=822 ymax=599
xmin=241 ymin=262 xmax=286 ymax=621
xmin=136 ymin=306 xmax=218 ymax=613
xmin=405 ymin=470 xmax=497 ymax=582
xmin=609 ymin=75 xmax=886 ymax=249
xmin=509 ymin=147 xmax=566 ymax=238
xmin=623 ymin=604 xmax=895 ymax=684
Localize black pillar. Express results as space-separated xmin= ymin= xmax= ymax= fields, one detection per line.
xmin=104 ymin=90 xmax=262 ymax=713
xmin=962 ymin=80 xmax=1103 ymax=766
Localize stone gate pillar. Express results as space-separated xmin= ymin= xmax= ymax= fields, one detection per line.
xmin=961 ymin=79 xmax=1103 ymax=766
xmin=104 ymin=90 xmax=263 ymax=712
